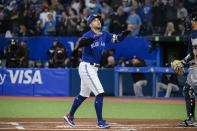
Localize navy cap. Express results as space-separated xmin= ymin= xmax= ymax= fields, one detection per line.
xmin=87 ymin=14 xmax=101 ymax=26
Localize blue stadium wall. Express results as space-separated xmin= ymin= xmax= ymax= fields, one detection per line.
xmin=0 ymin=37 xmax=156 ymax=63
xmin=0 ymin=68 xmax=155 ymax=96
xmin=0 ymin=37 xmax=156 ymax=96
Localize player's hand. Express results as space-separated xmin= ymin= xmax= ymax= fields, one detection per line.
xmin=121 ymin=30 xmax=131 ymax=37
xmin=92 ymin=32 xmax=103 ymax=40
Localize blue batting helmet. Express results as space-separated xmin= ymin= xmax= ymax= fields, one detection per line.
xmin=87 ymin=14 xmax=101 ymax=26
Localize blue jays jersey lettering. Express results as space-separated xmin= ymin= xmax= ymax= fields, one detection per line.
xmin=82 ymin=30 xmax=113 ymax=64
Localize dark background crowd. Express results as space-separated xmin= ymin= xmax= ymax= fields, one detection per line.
xmin=1 ymin=0 xmax=197 ymax=69
xmin=0 ymin=0 xmax=196 ymax=37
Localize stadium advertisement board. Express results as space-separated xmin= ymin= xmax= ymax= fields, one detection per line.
xmin=0 ymin=68 xmax=69 ymax=96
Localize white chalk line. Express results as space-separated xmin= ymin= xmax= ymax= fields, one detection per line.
xmin=0 ymin=121 xmax=196 ymax=130
xmin=0 ymin=122 xmax=19 ymax=125
xmin=0 ymin=122 xmax=136 ymax=130
xmin=0 ymin=122 xmax=25 ymax=130
xmin=0 ymin=128 xmax=16 ymax=130
xmin=16 ymin=126 xmax=25 ymax=130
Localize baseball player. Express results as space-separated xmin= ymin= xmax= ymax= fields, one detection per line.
xmin=171 ymin=12 xmax=197 ymax=127
xmin=63 ymin=14 xmax=130 ymax=128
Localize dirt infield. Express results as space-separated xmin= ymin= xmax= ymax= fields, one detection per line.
xmin=0 ymin=118 xmax=197 ymax=131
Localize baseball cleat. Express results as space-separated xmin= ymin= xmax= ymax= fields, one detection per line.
xmin=178 ymin=117 xmax=197 ymax=127
xmin=97 ymin=120 xmax=110 ymax=128
xmin=64 ymin=114 xmax=76 ymax=127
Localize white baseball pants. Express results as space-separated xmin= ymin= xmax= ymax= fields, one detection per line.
xmin=78 ymin=62 xmax=104 ymax=97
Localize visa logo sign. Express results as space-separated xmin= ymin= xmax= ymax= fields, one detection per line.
xmin=0 ymin=70 xmax=43 ymax=85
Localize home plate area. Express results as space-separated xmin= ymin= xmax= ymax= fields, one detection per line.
xmin=0 ymin=118 xmax=197 ymax=131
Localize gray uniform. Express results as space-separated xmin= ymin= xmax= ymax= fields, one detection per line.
xmin=186 ymin=65 xmax=197 ymax=88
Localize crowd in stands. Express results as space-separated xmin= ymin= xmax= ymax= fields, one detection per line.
xmin=0 ymin=0 xmax=196 ymax=37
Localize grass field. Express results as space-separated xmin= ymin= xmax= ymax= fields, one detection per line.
xmin=0 ymin=99 xmax=196 ymax=120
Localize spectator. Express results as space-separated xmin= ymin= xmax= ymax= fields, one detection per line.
xmin=110 ymin=6 xmax=127 ymax=34
xmin=156 ymin=64 xmax=180 ymax=97
xmin=6 ymin=0 xmax=17 ymax=11
xmin=100 ymin=48 xmax=116 ymax=67
xmin=164 ymin=22 xmax=176 ymax=36
xmin=131 ymin=0 xmax=143 ymax=19
xmin=122 ymin=0 xmax=131 ymax=13
xmin=131 ymin=56 xmax=147 ymax=96
xmin=76 ymin=8 xmax=89 ymax=35
xmin=48 ymin=40 xmax=64 ymax=60
xmin=18 ymin=24 xmax=28 ymax=37
xmin=58 ymin=11 xmax=68 ymax=36
xmin=71 ymin=0 xmax=82 ymax=14
xmin=65 ymin=8 xmax=79 ymax=36
xmin=177 ymin=22 xmax=186 ymax=36
xmin=51 ymin=0 xmax=61 ymax=11
xmin=5 ymin=30 xmax=13 ymax=38
xmin=126 ymin=8 xmax=142 ymax=36
xmin=117 ymin=57 xmax=130 ymax=67
xmin=99 ymin=1 xmax=112 ymax=14
xmin=20 ymin=41 xmax=29 ymax=68
xmin=101 ymin=13 xmax=110 ymax=32
xmin=141 ymin=0 xmax=153 ymax=35
xmin=0 ymin=6 xmax=8 ymax=37
xmin=0 ymin=0 xmax=194 ymax=37
xmin=9 ymin=3 xmax=20 ymax=35
xmin=85 ymin=0 xmax=97 ymax=9
xmin=50 ymin=46 xmax=69 ymax=68
xmin=177 ymin=2 xmax=188 ymax=20
xmin=151 ymin=0 xmax=166 ymax=35
xmin=110 ymin=0 xmax=122 ymax=11
xmin=48 ymin=41 xmax=69 ymax=68
xmin=43 ymin=13 xmax=56 ymax=36
xmin=39 ymin=4 xmax=50 ymax=28
xmin=164 ymin=0 xmax=177 ymax=23
xmin=85 ymin=0 xmax=100 ymax=15
xmin=105 ymin=56 xmax=116 ymax=68
xmin=34 ymin=20 xmax=42 ymax=36
xmin=4 ymin=39 xmax=24 ymax=68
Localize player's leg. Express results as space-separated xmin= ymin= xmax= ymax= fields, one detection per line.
xmin=179 ymin=83 xmax=196 ymax=127
xmin=80 ymin=63 xmax=104 ymax=96
xmin=133 ymin=81 xmax=142 ymax=96
xmin=165 ymin=83 xmax=179 ymax=98
xmin=64 ymin=80 xmax=90 ymax=127
xmin=137 ymin=80 xmax=147 ymax=96
xmin=133 ymin=82 xmax=138 ymax=96
xmin=80 ymin=63 xmax=110 ymax=128
xmin=133 ymin=80 xmax=147 ymax=96
xmin=69 ymin=80 xmax=90 ymax=116
xmin=156 ymin=82 xmax=167 ymax=97
xmin=64 ymin=63 xmax=91 ymax=127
